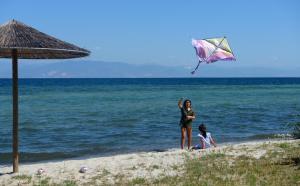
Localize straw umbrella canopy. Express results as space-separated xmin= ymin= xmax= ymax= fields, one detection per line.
xmin=0 ymin=20 xmax=90 ymax=173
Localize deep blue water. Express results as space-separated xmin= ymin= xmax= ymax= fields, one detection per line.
xmin=1 ymin=78 xmax=300 ymax=164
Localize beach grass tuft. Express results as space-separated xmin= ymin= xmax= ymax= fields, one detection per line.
xmin=61 ymin=180 xmax=77 ymax=186
xmin=12 ymin=174 xmax=32 ymax=184
xmin=129 ymin=177 xmax=147 ymax=185
xmin=33 ymin=176 xmax=51 ymax=186
xmin=277 ymin=142 xmax=290 ymax=149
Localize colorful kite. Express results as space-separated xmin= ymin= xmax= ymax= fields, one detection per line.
xmin=191 ymin=37 xmax=236 ymax=74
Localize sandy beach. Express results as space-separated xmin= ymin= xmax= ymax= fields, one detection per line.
xmin=1 ymin=139 xmax=299 ymax=185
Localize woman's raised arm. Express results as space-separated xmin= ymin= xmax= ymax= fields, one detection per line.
xmin=178 ymin=98 xmax=183 ymax=109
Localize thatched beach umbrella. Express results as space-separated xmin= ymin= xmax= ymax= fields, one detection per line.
xmin=0 ymin=20 xmax=90 ymax=173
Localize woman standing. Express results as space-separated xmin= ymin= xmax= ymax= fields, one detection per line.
xmin=178 ymin=98 xmax=195 ymax=150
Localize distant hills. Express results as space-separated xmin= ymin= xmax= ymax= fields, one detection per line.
xmin=0 ymin=60 xmax=189 ymax=78
xmin=0 ymin=60 xmax=299 ymax=78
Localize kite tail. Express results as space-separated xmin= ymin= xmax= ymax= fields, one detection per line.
xmin=191 ymin=60 xmax=202 ymax=74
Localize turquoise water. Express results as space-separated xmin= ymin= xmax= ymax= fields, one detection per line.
xmin=0 ymin=78 xmax=300 ymax=164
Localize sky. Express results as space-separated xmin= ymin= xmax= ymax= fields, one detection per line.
xmin=1 ymin=0 xmax=300 ymax=76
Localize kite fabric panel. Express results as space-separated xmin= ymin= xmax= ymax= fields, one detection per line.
xmin=192 ymin=37 xmax=235 ymax=63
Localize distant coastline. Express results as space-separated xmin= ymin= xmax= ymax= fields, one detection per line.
xmin=0 ymin=60 xmax=299 ymax=78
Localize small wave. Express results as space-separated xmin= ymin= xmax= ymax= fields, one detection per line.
xmin=150 ymin=149 xmax=167 ymax=152
xmin=0 ymin=146 xmax=113 ymax=165
xmin=248 ymin=133 xmax=292 ymax=140
xmin=273 ymin=133 xmax=292 ymax=138
xmin=0 ymin=152 xmax=76 ymax=165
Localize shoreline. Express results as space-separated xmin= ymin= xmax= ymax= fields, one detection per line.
xmin=1 ymin=139 xmax=299 ymax=185
xmin=0 ymin=137 xmax=292 ymax=167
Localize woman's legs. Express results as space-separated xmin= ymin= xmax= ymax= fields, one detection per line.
xmin=187 ymin=126 xmax=192 ymax=149
xmin=181 ymin=127 xmax=186 ymax=149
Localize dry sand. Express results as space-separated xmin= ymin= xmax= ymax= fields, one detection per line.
xmin=1 ymin=139 xmax=298 ymax=185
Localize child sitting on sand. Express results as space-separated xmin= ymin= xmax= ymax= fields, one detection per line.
xmin=192 ymin=124 xmax=217 ymax=149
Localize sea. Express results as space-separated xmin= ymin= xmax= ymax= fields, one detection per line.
xmin=0 ymin=78 xmax=300 ymax=164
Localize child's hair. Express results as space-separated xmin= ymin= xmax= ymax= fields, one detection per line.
xmin=199 ymin=124 xmax=207 ymax=138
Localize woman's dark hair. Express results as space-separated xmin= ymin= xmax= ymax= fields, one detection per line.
xmin=183 ymin=99 xmax=192 ymax=110
xmin=199 ymin=124 xmax=207 ymax=138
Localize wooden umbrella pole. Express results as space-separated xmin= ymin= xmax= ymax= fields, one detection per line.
xmin=12 ymin=49 xmax=19 ymax=173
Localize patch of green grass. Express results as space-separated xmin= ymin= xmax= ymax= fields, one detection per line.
xmin=33 ymin=177 xmax=51 ymax=186
xmin=86 ymin=169 xmax=111 ymax=186
xmin=114 ymin=173 xmax=125 ymax=182
xmin=151 ymin=165 xmax=159 ymax=169
xmin=277 ymin=143 xmax=290 ymax=149
xmin=145 ymin=164 xmax=160 ymax=172
xmin=129 ymin=177 xmax=147 ymax=185
xmin=203 ymin=152 xmax=226 ymax=159
xmin=171 ymin=165 xmax=179 ymax=171
xmin=150 ymin=142 xmax=300 ymax=186
xmin=12 ymin=174 xmax=32 ymax=184
xmin=152 ymin=175 xmax=179 ymax=185
xmin=61 ymin=180 xmax=77 ymax=186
